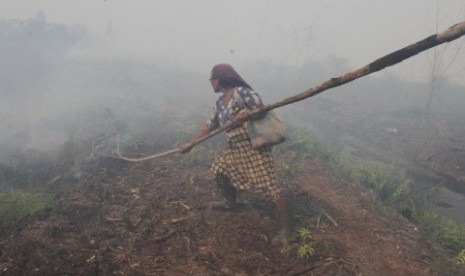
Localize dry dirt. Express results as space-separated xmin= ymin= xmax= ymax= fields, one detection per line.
xmin=0 ymin=154 xmax=451 ymax=275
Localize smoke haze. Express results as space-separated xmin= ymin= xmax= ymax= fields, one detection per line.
xmin=0 ymin=2 xmax=464 ymax=181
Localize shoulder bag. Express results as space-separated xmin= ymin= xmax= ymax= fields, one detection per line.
xmin=245 ymin=110 xmax=286 ymax=149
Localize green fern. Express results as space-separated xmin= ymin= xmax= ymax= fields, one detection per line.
xmin=298 ymin=227 xmax=312 ymax=240
xmin=297 ymin=244 xmax=315 ymax=258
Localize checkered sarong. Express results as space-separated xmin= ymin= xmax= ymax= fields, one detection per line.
xmin=210 ymin=126 xmax=281 ymax=200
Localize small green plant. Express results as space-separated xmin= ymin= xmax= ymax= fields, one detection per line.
xmin=328 ymin=152 xmax=352 ymax=177
xmin=456 ymin=249 xmax=465 ymax=265
xmin=296 ymin=227 xmax=316 ymax=258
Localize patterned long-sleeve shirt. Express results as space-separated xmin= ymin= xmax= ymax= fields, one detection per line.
xmin=207 ymin=86 xmax=263 ymax=131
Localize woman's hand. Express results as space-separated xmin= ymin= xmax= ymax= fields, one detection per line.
xmin=178 ymin=123 xmax=211 ymax=154
xmin=178 ymin=142 xmax=193 ymax=154
xmin=235 ymin=109 xmax=249 ymax=125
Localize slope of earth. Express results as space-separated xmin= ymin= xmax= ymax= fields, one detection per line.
xmin=0 ymin=155 xmax=450 ymax=275
xmin=294 ymin=89 xmax=465 ymax=194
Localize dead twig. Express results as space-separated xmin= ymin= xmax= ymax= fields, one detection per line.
xmin=164 ymin=217 xmax=187 ymax=225
xmin=180 ymin=202 xmax=191 ymax=211
xmin=323 ymin=211 xmax=338 ymax=227
xmin=153 ymin=229 xmax=176 ymax=242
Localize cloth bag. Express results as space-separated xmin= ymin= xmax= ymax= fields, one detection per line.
xmin=246 ymin=111 xmax=286 ymax=149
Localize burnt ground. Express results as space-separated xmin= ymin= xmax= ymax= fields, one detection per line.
xmin=0 ymin=152 xmax=452 ymax=275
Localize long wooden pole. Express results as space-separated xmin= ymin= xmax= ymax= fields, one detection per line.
xmin=117 ymin=20 xmax=465 ymax=162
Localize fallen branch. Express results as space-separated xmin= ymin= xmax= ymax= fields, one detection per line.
xmin=323 ymin=211 xmax=338 ymax=228
xmin=114 ymin=20 xmax=465 ymax=162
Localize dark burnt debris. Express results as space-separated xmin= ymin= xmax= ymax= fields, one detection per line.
xmin=0 ymin=155 xmax=449 ymax=275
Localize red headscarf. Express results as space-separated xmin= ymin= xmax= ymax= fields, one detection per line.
xmin=210 ymin=63 xmax=252 ymax=89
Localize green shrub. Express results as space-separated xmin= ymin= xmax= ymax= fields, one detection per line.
xmin=418 ymin=212 xmax=465 ymax=255
xmin=352 ymin=164 xmax=411 ymax=205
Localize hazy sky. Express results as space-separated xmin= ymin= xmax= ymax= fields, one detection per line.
xmin=1 ymin=0 xmax=465 ymax=84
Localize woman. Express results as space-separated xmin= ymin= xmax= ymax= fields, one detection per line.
xmin=179 ymin=63 xmax=290 ymax=243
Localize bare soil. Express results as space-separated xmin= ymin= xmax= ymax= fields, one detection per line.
xmin=0 ymin=152 xmax=451 ymax=275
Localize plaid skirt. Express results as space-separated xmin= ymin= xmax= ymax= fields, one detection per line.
xmin=210 ymin=126 xmax=281 ymax=200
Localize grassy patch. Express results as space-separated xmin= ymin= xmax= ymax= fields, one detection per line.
xmin=0 ymin=190 xmax=53 ymax=234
